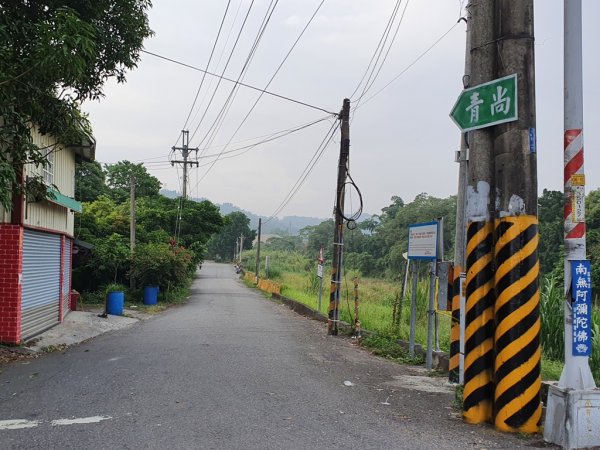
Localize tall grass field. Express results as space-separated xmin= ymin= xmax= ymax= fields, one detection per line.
xmin=243 ymin=250 xmax=599 ymax=384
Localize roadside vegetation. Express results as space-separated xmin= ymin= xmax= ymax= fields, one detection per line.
xmin=73 ymin=161 xmax=253 ymax=307
xmin=241 ymin=190 xmax=600 ymax=384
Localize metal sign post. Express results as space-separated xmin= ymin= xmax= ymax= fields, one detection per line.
xmin=544 ymin=2 xmax=600 ymax=448
xmin=408 ymin=221 xmax=438 ymax=367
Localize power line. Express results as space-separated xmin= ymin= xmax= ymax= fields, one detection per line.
xmin=195 ymin=116 xmax=332 ymax=167
xmin=130 ymin=116 xmax=331 ymax=166
xmin=140 ymin=50 xmax=336 ymax=115
xmin=175 ymin=0 xmax=232 ymax=147
xmin=349 ymin=0 xmax=403 ymax=100
xmin=356 ymin=20 xmax=461 ymax=110
xmin=356 ymin=0 xmax=411 ymax=101
xmin=192 ymin=0 xmax=327 ymax=187
xmin=264 ymin=119 xmax=339 ymax=223
xmin=184 ymin=0 xmax=245 ymax=141
xmin=189 ymin=0 xmax=280 ymax=149
xmin=185 ymin=0 xmax=258 ymax=145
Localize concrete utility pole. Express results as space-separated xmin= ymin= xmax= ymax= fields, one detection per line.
xmin=450 ymin=3 xmax=471 ymax=386
xmin=492 ymin=0 xmax=540 ymax=433
xmin=171 ymin=130 xmax=199 ymax=200
xmin=239 ymin=234 xmax=245 ymax=263
xmin=328 ymin=99 xmax=350 ymax=336
xmin=462 ymin=0 xmax=496 ymax=426
xmin=130 ymin=175 xmax=136 ymax=253
xmin=254 ymin=219 xmax=262 ymax=282
xmin=130 ymin=175 xmax=136 ymax=290
xmin=545 ymin=2 xmax=600 ymax=448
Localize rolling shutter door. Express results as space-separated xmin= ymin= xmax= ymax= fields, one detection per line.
xmin=21 ymin=230 xmax=61 ymax=340
xmin=62 ymin=239 xmax=72 ymax=320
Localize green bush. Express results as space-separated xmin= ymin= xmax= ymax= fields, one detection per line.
xmin=130 ymin=242 xmax=195 ymax=291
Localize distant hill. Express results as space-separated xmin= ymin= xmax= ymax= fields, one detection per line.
xmin=160 ymin=189 xmax=370 ymax=235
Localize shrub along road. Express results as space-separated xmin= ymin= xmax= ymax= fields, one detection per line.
xmin=0 ymin=262 xmax=549 ymax=449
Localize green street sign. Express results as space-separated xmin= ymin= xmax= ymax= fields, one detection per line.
xmin=450 ymin=74 xmax=518 ymax=132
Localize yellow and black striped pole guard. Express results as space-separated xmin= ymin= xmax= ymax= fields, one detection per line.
xmin=449 ymin=264 xmax=460 ymax=384
xmin=463 ymin=221 xmax=495 ymax=424
xmin=493 ymin=216 xmax=541 ymax=433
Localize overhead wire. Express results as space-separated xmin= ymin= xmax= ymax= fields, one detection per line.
xmin=140 ymin=50 xmax=336 ymax=115
xmin=173 ymin=0 xmax=232 ymax=148
xmin=191 ymin=0 xmax=328 ymax=189
xmin=264 ymin=119 xmax=339 ymax=224
xmin=190 ymin=0 xmax=281 ymax=150
xmin=130 ymin=115 xmax=331 ymax=169
xmin=354 ymin=20 xmax=461 ymax=111
xmin=173 ymin=0 xmax=261 ymax=243
xmin=195 ymin=115 xmax=331 ymax=163
xmin=349 ymin=0 xmax=404 ymax=102
xmin=184 ymin=0 xmax=257 ymax=145
xmin=183 ymin=0 xmax=245 ymax=142
xmin=354 ymin=0 xmax=410 ymax=104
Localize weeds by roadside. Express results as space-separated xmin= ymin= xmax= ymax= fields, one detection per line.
xmin=361 ymin=334 xmax=425 ymax=365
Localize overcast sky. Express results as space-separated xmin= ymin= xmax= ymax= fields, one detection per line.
xmin=82 ymin=0 xmax=600 ymax=220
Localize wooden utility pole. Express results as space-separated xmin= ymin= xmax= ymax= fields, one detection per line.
xmin=171 ymin=130 xmax=199 ymax=200
xmin=254 ymin=219 xmax=262 ymax=282
xmin=462 ymin=0 xmax=496 ymax=426
xmin=328 ymin=98 xmax=350 ymax=336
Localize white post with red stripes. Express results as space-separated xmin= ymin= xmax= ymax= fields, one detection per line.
xmin=560 ymin=0 xmax=596 ymax=391
xmin=544 ymin=2 xmax=600 ymax=448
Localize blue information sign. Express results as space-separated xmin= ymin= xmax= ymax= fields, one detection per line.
xmin=571 ymin=260 xmax=593 ymax=357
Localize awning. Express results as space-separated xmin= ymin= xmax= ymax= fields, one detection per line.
xmin=46 ymin=188 xmax=83 ymax=213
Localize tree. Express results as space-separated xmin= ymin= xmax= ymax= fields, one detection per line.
xmin=538 ymin=189 xmax=564 ymax=278
xmin=105 ymin=161 xmax=161 ymax=202
xmin=0 ymin=1 xmax=153 ymax=210
xmin=587 ymin=188 xmax=600 ymax=303
xmin=300 ymin=220 xmax=334 ymax=260
xmin=206 ymin=212 xmax=256 ymax=261
xmin=76 ymin=161 xmax=108 ymax=202
xmin=264 ymin=236 xmax=303 ymax=252
xmin=91 ymin=233 xmax=130 ymax=283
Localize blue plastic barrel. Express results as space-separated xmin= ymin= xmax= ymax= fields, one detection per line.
xmin=106 ymin=291 xmax=124 ymax=315
xmin=143 ymin=286 xmax=159 ymax=305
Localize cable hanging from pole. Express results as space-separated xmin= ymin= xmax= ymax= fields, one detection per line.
xmin=337 ymin=169 xmax=363 ymax=227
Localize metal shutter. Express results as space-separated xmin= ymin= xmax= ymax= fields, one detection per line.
xmin=21 ymin=230 xmax=61 ymax=340
xmin=62 ymin=239 xmax=72 ymax=320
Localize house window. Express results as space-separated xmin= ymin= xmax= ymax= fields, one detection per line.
xmin=42 ymin=148 xmax=54 ymax=185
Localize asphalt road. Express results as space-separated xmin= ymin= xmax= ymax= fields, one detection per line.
xmin=0 ymin=262 xmax=547 ymax=449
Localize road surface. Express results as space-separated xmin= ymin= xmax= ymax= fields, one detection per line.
xmin=0 ymin=262 xmax=546 ymax=449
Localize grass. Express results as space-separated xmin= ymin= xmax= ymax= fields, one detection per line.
xmin=244 ymin=248 xmax=600 ymax=386
xmin=540 ymin=275 xmax=600 ymax=384
xmin=361 ymin=333 xmax=425 ymax=364
xmin=243 ymin=249 xmax=452 ymax=354
xmin=541 ymin=358 xmax=563 ymax=381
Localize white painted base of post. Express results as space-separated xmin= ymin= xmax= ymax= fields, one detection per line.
xmin=544 ymin=385 xmax=600 ymax=449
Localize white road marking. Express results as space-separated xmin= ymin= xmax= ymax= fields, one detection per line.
xmin=0 ymin=419 xmax=40 ymax=430
xmin=51 ymin=416 xmax=112 ymax=426
xmin=1 ymin=416 xmax=112 ymax=431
